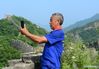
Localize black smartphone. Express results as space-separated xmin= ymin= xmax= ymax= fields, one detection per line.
xmin=21 ymin=21 xmax=24 ymax=28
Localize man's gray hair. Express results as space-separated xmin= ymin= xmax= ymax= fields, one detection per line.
xmin=52 ymin=12 xmax=64 ymax=25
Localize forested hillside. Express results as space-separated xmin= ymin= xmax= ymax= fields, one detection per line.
xmin=0 ymin=15 xmax=47 ymax=68
xmin=64 ymin=14 xmax=99 ymax=50
xmin=66 ymin=20 xmax=99 ymax=49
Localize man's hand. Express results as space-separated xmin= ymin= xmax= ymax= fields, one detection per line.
xmin=20 ymin=26 xmax=30 ymax=36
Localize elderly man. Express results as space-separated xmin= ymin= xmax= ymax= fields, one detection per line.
xmin=20 ymin=12 xmax=64 ymax=69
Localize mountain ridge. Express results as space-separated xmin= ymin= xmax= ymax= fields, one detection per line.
xmin=64 ymin=13 xmax=99 ymax=32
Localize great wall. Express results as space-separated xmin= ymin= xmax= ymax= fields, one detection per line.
xmin=2 ymin=39 xmax=44 ymax=69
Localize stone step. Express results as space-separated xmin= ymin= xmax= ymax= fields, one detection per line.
xmin=8 ymin=59 xmax=22 ymax=66
xmin=14 ymin=63 xmax=34 ymax=69
xmin=22 ymin=53 xmax=42 ymax=63
xmin=2 ymin=62 xmax=34 ymax=69
xmin=2 ymin=66 xmax=14 ymax=69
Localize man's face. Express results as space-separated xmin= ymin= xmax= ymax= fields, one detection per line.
xmin=49 ymin=16 xmax=59 ymax=30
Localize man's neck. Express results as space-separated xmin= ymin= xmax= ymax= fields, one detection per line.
xmin=54 ymin=26 xmax=62 ymax=30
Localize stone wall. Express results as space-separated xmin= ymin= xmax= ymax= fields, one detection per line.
xmin=2 ymin=52 xmax=42 ymax=69
xmin=2 ymin=39 xmax=44 ymax=69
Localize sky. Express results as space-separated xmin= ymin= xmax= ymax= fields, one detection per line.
xmin=0 ymin=0 xmax=99 ymax=30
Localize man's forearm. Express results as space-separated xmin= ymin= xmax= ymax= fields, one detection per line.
xmin=25 ymin=32 xmax=47 ymax=43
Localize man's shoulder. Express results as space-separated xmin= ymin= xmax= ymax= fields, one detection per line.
xmin=51 ymin=29 xmax=64 ymax=37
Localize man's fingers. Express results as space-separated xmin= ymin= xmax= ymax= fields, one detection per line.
xmin=19 ymin=28 xmax=24 ymax=35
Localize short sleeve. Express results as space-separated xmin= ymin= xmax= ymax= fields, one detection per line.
xmin=45 ymin=30 xmax=64 ymax=44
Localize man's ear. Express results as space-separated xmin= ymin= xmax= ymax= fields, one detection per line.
xmin=57 ymin=20 xmax=60 ymax=25
xmin=55 ymin=20 xmax=58 ymax=25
